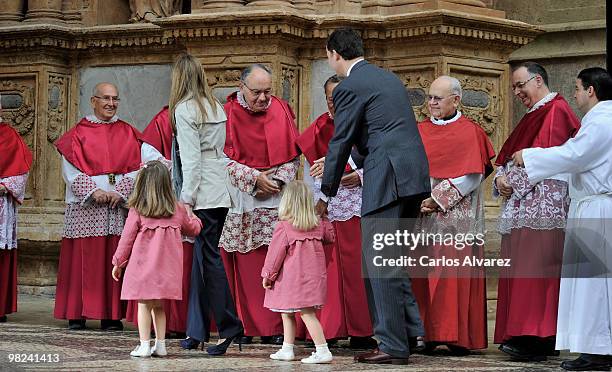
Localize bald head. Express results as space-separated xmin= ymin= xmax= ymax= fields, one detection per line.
xmin=428 ymin=75 xmax=462 ymax=120
xmin=90 ymin=82 xmax=119 ymax=121
xmin=240 ymin=64 xmax=273 ymax=112
xmin=92 ymin=82 xmax=118 ymax=97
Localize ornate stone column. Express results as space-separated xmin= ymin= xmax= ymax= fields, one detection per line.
xmin=62 ymin=0 xmax=83 ymax=25
xmin=0 ymin=0 xmax=25 ymax=25
xmin=25 ymin=0 xmax=64 ymax=24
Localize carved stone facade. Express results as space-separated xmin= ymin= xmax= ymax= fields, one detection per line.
xmin=0 ymin=0 xmax=543 ymax=296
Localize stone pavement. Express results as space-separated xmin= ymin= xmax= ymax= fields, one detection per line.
xmin=0 ymin=295 xmax=571 ymax=371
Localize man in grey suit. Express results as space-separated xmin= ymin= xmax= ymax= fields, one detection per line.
xmin=318 ymin=28 xmax=430 ymax=364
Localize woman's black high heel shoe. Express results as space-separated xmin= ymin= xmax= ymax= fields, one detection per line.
xmin=206 ymin=332 xmax=243 ymax=355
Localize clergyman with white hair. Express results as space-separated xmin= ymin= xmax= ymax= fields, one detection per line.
xmin=413 ymin=75 xmax=495 ymax=355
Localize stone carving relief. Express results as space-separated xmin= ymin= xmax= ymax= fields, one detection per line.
xmin=130 ymin=0 xmax=183 ymax=22
xmin=0 ymin=79 xmax=35 ymax=138
xmin=452 ymin=72 xmax=501 ymax=135
xmin=396 ymin=68 xmax=436 ymax=122
xmin=281 ymin=66 xmax=298 ymax=113
xmin=207 ymin=69 xmax=241 ymax=103
xmin=48 ymin=74 xmax=68 ymax=143
xmin=206 ymin=69 xmax=242 ymax=88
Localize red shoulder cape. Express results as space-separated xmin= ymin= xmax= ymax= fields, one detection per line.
xmin=0 ymin=123 xmax=33 ymax=178
xmin=141 ymin=106 xmax=172 ymax=159
xmin=224 ymin=93 xmax=299 ymax=169
xmin=495 ymin=95 xmax=580 ymax=166
xmin=295 ymin=113 xmax=335 ymax=166
xmin=54 ymin=117 xmax=142 ymax=176
xmin=418 ymin=115 xmax=495 ymax=179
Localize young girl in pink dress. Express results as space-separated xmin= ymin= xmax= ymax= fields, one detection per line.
xmin=111 ymin=160 xmax=202 ymax=357
xmin=261 ymin=180 xmax=335 ymax=364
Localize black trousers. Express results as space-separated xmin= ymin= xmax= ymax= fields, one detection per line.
xmin=361 ymin=196 xmax=426 ymax=358
xmin=186 ymin=208 xmax=243 ymax=341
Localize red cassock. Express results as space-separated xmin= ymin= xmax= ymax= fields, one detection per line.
xmin=53 ymin=118 xmax=141 ymax=321
xmin=124 ymin=107 xmax=194 ymax=333
xmin=0 ymin=123 xmax=32 ymax=318
xmin=412 ymin=115 xmax=495 ymax=350
xmin=220 ymin=93 xmax=299 ymax=337
xmin=494 ymin=95 xmax=580 ymax=343
xmin=294 ymin=113 xmax=373 ymax=340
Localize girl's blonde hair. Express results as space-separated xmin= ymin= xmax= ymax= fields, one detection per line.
xmin=278 ymin=180 xmax=319 ymax=231
xmin=128 ymin=160 xmax=176 ymax=218
xmin=168 ymin=53 xmax=221 ymax=133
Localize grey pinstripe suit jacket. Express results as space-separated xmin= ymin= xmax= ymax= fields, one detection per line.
xmin=321 ymin=60 xmax=430 ymax=216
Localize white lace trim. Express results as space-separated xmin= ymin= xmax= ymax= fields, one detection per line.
xmin=85 ymin=115 xmax=119 ymax=124
xmin=236 ymin=91 xmax=272 ymax=112
xmin=430 ymin=111 xmax=462 ymax=126
xmin=527 ymin=92 xmax=558 ymax=113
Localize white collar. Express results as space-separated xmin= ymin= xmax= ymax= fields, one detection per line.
xmin=346 ymin=58 xmax=365 ymax=77
xmin=527 ymin=92 xmax=557 ymax=113
xmin=237 ymin=91 xmax=272 ymax=112
xmin=430 ymin=111 xmax=462 ymax=126
xmin=85 ymin=114 xmax=119 ymax=124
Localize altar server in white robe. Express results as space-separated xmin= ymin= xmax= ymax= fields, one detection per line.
xmin=513 ymin=67 xmax=612 ymax=371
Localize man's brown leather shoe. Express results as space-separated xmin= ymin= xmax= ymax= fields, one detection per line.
xmin=354 ymin=348 xmax=410 ymax=365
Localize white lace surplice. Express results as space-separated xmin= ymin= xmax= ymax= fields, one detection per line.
xmin=0 ymin=173 xmax=28 ymax=249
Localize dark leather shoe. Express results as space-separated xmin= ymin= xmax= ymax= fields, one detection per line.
xmin=349 ymin=336 xmax=378 ymax=350
xmin=236 ymin=336 xmax=253 ymax=344
xmin=561 ymin=354 xmax=612 ymax=371
xmin=180 ymin=337 xmax=201 ymax=350
xmin=0 ymin=315 xmax=7 ymax=323
xmin=447 ymin=344 xmax=470 ymax=356
xmin=68 ymin=319 xmax=86 ymax=330
xmin=100 ymin=319 xmax=123 ymax=331
xmin=499 ymin=343 xmax=546 ymax=362
xmin=355 ymin=348 xmax=410 ymax=365
xmin=409 ymin=336 xmax=427 ymax=353
xmin=261 ymin=335 xmax=283 ymax=345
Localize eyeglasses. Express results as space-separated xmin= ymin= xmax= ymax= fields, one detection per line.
xmin=94 ymin=95 xmax=121 ymax=103
xmin=512 ymin=75 xmax=537 ymax=91
xmin=242 ymin=81 xmax=272 ymax=97
xmin=427 ymin=94 xmax=457 ymax=103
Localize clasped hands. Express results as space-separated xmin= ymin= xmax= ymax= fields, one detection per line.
xmin=92 ymin=189 xmax=124 ymax=208
xmin=310 ymin=157 xmax=360 ymax=188
xmin=254 ymin=169 xmax=283 ymax=199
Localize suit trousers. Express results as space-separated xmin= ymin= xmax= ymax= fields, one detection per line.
xmin=361 ymin=196 xmax=425 ymax=358
xmin=186 ymin=208 xmax=243 ymax=342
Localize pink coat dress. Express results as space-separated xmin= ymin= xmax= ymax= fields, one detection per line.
xmin=112 ymin=203 xmax=202 ymax=300
xmin=261 ymin=220 xmax=335 ymax=310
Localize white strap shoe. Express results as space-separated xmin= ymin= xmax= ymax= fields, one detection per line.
xmin=151 ymin=340 xmax=167 ymax=357
xmin=269 ymin=348 xmax=295 ymax=361
xmin=301 ymin=351 xmax=333 ymax=364
xmin=130 ymin=342 xmax=152 ymax=357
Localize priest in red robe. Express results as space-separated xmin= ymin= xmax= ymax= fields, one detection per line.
xmin=412 ymin=75 xmax=494 ymax=354
xmin=219 ymin=64 xmax=300 ymax=345
xmin=0 ymin=96 xmax=32 ymax=322
xmin=493 ymin=62 xmax=580 ymax=361
xmin=295 ymin=74 xmax=375 ymax=349
xmin=53 ymin=82 xmax=165 ymax=330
